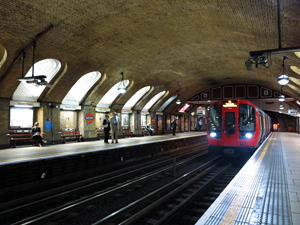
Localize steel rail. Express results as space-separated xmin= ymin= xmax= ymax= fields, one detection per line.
xmin=8 ymin=150 xmax=208 ymax=224
xmin=92 ymin=156 xmax=222 ymax=225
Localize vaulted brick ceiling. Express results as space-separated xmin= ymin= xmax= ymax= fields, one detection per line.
xmin=1 ymin=0 xmax=300 ymax=112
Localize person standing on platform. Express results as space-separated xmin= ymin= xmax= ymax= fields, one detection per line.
xmin=110 ymin=112 xmax=119 ymax=143
xmin=171 ymin=118 xmax=178 ymax=136
xmin=198 ymin=119 xmax=202 ymax=131
xmin=32 ymin=122 xmax=47 ymax=147
xmin=103 ymin=114 xmax=110 ymax=144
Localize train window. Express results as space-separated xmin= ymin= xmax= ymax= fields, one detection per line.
xmin=208 ymin=104 xmax=222 ymax=131
xmin=239 ymin=104 xmax=255 ymax=132
xmin=225 ymin=112 xmax=235 ymax=134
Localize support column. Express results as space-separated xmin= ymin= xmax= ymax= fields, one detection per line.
xmin=38 ymin=102 xmax=61 ymax=144
xmin=149 ymin=111 xmax=156 ymax=132
xmin=0 ymin=98 xmax=10 ymax=148
xmin=133 ymin=110 xmax=142 ymax=136
xmin=78 ymin=106 xmax=96 ymax=141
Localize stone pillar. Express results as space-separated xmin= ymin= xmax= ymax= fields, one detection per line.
xmin=133 ymin=110 xmax=142 ymax=136
xmin=38 ymin=102 xmax=61 ymax=144
xmin=148 ymin=111 xmax=156 ymax=130
xmin=0 ymin=98 xmax=10 ymax=148
xmin=78 ymin=106 xmax=96 ymax=141
xmin=129 ymin=113 xmax=134 ymax=132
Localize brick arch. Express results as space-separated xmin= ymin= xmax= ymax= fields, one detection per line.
xmin=188 ymin=84 xmax=284 ymax=102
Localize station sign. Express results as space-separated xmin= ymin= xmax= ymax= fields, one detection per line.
xmin=85 ymin=112 xmax=94 ymax=123
xmin=151 ymin=116 xmax=155 ymax=124
xmin=122 ymin=109 xmax=132 ymax=114
xmin=223 ymin=100 xmax=237 ymax=108
xmin=288 ymin=109 xmax=298 ymax=116
xmin=60 ymin=104 xmax=81 ymax=110
xmin=10 ymin=100 xmax=40 ymax=108
xmin=96 ymin=107 xmax=110 ymax=112
xmin=197 ymin=107 xmax=205 ymax=115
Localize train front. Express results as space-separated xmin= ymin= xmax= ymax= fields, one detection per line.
xmin=207 ymin=100 xmax=259 ymax=157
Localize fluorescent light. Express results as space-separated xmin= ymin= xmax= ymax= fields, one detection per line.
xmin=14 ymin=105 xmax=33 ymax=108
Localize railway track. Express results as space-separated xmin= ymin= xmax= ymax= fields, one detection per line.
xmin=1 ymin=140 xmax=243 ymax=225
xmin=92 ymin=159 xmax=237 ymax=225
xmin=1 ymin=144 xmax=209 ymax=224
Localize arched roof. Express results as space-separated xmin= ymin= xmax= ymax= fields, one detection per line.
xmin=1 ymin=1 xmax=300 ymax=113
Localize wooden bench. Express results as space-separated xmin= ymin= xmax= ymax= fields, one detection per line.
xmin=95 ymin=128 xmax=111 ymax=140
xmin=96 ymin=128 xmax=104 ymax=140
xmin=8 ymin=129 xmax=36 ymax=148
xmin=122 ymin=126 xmax=134 ymax=138
xmin=60 ymin=128 xmax=82 ymax=144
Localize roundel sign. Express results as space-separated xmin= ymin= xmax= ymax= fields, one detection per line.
xmin=151 ymin=116 xmax=155 ymax=124
xmin=85 ymin=112 xmax=94 ymax=123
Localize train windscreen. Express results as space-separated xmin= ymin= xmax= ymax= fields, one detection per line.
xmin=208 ymin=104 xmax=222 ymax=132
xmin=239 ymin=104 xmax=255 ymax=139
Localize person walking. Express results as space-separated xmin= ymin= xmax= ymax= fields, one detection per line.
xmin=103 ymin=114 xmax=110 ymax=143
xmin=171 ymin=118 xmax=178 ymax=136
xmin=110 ymin=112 xmax=119 ymax=143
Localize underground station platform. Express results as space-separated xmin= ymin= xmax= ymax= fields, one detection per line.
xmin=0 ymin=132 xmax=207 ymax=192
xmin=196 ymin=132 xmax=300 ymax=225
xmin=0 ymin=132 xmax=299 ymax=225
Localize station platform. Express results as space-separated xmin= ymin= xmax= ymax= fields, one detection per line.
xmin=0 ymin=132 xmax=206 ymax=166
xmin=196 ymin=132 xmax=300 ymax=225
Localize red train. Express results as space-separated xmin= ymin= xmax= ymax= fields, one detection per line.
xmin=207 ymin=99 xmax=271 ymax=157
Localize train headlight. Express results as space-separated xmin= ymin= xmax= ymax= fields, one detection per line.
xmin=210 ymin=132 xmax=217 ymax=138
xmin=245 ymin=133 xmax=253 ymax=139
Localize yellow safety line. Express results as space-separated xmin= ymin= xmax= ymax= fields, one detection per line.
xmin=220 ymin=132 xmax=275 ymax=224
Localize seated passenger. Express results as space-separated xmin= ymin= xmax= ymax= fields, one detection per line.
xmin=145 ymin=123 xmax=153 ymax=136
xmin=32 ymin=122 xmax=47 ymax=147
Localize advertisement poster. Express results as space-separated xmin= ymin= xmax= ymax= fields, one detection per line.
xmin=166 ymin=115 xmax=170 ymax=130
xmin=44 ymin=121 xmax=52 ymax=130
xmin=158 ymin=116 xmax=162 ymax=131
xmin=10 ymin=108 xmax=33 ymax=128
xmin=122 ymin=114 xmax=129 ymax=126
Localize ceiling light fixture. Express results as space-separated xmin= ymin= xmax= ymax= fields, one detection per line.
xmin=279 ymin=104 xmax=284 ymax=110
xmin=277 ymin=56 xmax=289 ymax=86
xmin=16 ymin=42 xmax=52 ymax=87
xmin=118 ymin=72 xmax=126 ymax=94
xmin=278 ymin=94 xmax=285 ymax=102
xmin=176 ymin=91 xmax=181 ymax=104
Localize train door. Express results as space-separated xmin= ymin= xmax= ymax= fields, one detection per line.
xmin=225 ymin=112 xmax=235 ymax=135
xmin=223 ymin=100 xmax=239 ymax=146
xmin=258 ymin=112 xmax=263 ymax=143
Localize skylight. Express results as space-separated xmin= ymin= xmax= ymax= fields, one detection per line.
xmin=123 ymin=86 xmax=150 ymax=110
xmin=12 ymin=59 xmax=61 ymax=102
xmin=62 ymin=71 xmax=101 ymax=105
xmin=0 ymin=44 xmax=7 ymax=68
xmin=157 ymin=95 xmax=177 ymax=111
xmin=290 ymin=66 xmax=300 ymax=76
xmin=142 ymin=91 xmax=166 ymax=111
xmin=97 ymin=80 xmax=130 ymax=108
xmin=179 ymin=103 xmax=190 ymax=112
